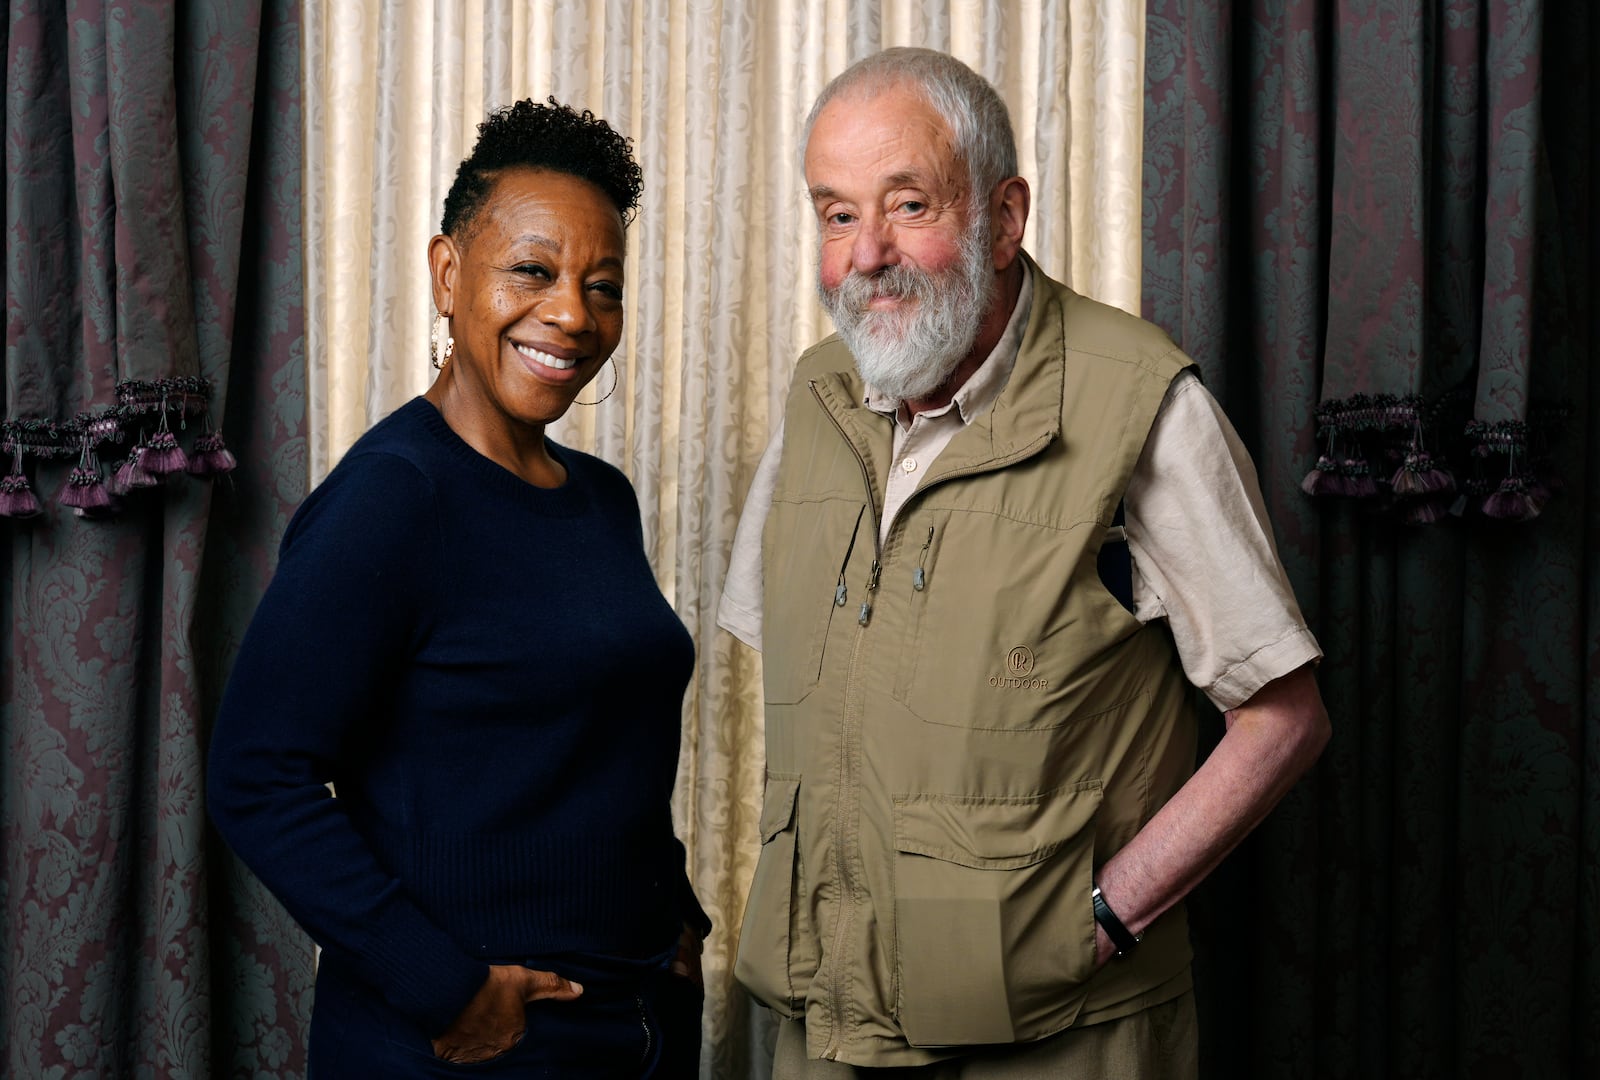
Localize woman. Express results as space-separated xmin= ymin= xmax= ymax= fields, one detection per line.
xmin=208 ymin=99 xmax=708 ymax=1076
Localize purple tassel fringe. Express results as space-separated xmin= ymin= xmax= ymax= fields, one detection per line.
xmin=187 ymin=432 xmax=237 ymax=477
xmin=141 ymin=430 xmax=189 ymax=475
xmin=58 ymin=465 xmax=113 ymax=510
xmin=0 ymin=472 xmax=42 ymax=519
xmin=1482 ymin=476 xmax=1544 ymax=521
xmin=110 ymin=450 xmax=160 ymax=496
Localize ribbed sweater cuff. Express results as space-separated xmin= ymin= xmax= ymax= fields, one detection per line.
xmin=361 ymin=897 xmax=490 ymax=1037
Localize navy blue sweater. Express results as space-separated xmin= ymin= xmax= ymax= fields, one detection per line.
xmin=207 ymin=398 xmax=705 ymax=1036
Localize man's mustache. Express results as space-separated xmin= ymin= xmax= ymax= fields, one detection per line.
xmin=829 ymin=264 xmax=937 ymax=310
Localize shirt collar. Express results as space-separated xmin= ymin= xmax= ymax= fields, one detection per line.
xmin=863 ymin=265 xmax=1036 ymax=428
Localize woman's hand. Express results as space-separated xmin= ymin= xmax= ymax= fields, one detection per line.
xmin=431 ymin=964 xmax=583 ymax=1064
xmin=668 ymin=923 xmax=704 ymax=990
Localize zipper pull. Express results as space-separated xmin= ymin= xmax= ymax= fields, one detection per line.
xmin=913 ymin=526 xmax=933 ymax=591
xmin=858 ymin=559 xmax=882 ymax=626
xmin=834 ymin=505 xmax=866 ymax=610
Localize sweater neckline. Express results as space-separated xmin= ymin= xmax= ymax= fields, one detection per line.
xmin=404 ymin=397 xmax=590 ymax=512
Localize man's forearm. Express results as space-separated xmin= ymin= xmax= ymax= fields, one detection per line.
xmin=1090 ymin=664 xmax=1330 ymax=963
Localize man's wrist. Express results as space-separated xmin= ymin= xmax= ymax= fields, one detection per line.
xmin=1091 ymin=883 xmax=1143 ymax=958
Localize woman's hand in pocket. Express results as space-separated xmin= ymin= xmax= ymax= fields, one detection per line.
xmin=432 ymin=964 xmax=584 ymax=1064
xmin=669 ymin=924 xmax=704 ymax=991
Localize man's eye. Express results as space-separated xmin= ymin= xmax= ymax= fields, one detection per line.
xmin=899 ymin=201 xmax=926 ymax=215
xmin=515 ymin=263 xmax=550 ymax=278
xmin=829 ymin=212 xmax=854 ymax=227
xmin=590 ymin=282 xmax=623 ymax=300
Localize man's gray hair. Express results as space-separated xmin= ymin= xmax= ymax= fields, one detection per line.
xmin=802 ymin=47 xmax=1018 ymax=199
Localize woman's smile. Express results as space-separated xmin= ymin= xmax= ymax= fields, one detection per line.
xmin=513 ymin=340 xmax=584 ymax=376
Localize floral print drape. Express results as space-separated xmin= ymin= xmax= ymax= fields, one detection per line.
xmin=1144 ymin=0 xmax=1597 ymax=1075
xmin=2 ymin=1 xmax=310 ymax=1075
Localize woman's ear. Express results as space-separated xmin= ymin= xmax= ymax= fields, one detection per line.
xmin=427 ymin=234 xmax=459 ymax=316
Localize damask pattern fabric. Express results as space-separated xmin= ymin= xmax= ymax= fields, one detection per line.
xmin=301 ymin=3 xmax=1149 ymax=1076
xmin=1144 ymin=1 xmax=1597 ymax=1076
xmin=1 ymin=1 xmax=310 ymax=1076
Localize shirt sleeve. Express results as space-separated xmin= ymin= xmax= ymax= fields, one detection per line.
xmin=206 ymin=452 xmax=490 ymax=1036
xmin=716 ymin=413 xmax=785 ymax=652
xmin=1125 ymin=372 xmax=1323 ymax=710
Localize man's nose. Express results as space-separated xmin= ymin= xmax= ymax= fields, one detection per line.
xmin=850 ymin=217 xmax=899 ymax=276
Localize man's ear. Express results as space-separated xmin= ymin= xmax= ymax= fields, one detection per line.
xmin=427 ymin=233 xmax=459 ymax=316
xmin=989 ymin=176 xmax=1031 ymax=270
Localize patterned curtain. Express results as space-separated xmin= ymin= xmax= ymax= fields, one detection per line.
xmin=302 ymin=2 xmax=1148 ymax=1076
xmin=1144 ymin=0 xmax=1597 ymax=1076
xmin=1 ymin=1 xmax=310 ymax=1075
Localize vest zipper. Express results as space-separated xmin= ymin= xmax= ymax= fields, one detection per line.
xmin=808 ymin=379 xmax=883 ymax=1058
xmin=809 ymin=381 xmax=884 ymax=624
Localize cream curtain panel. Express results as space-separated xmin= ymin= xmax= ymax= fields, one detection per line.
xmin=302 ymin=1 xmax=1144 ymax=1074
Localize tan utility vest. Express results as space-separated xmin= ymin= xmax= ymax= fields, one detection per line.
xmin=735 ymin=261 xmax=1200 ymax=1066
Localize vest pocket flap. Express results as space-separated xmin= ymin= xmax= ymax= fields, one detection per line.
xmin=759 ymin=774 xmax=802 ymax=843
xmin=893 ymin=784 xmax=1103 ymax=870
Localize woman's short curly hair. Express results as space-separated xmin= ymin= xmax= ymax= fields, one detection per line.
xmin=439 ymin=97 xmax=644 ymax=239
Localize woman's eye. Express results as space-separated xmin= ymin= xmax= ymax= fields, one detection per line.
xmin=898 ymin=201 xmax=926 ymax=215
xmin=515 ymin=263 xmax=550 ymax=279
xmin=590 ymin=282 xmax=624 ymax=301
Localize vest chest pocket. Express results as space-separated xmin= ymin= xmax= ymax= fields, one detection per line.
xmin=763 ymin=501 xmax=867 ymax=704
xmin=890 ymin=784 xmax=1102 ymax=1047
xmin=892 ymin=518 xmax=1120 ymax=730
xmin=733 ymin=774 xmax=816 ymax=1015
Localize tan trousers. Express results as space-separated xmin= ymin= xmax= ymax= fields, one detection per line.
xmin=771 ymin=991 xmax=1199 ymax=1080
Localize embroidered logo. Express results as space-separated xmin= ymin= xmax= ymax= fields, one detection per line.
xmin=990 ymin=645 xmax=1048 ymax=690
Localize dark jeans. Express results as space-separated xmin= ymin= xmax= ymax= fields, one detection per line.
xmin=308 ymin=954 xmax=703 ymax=1078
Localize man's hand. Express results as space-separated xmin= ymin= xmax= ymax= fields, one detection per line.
xmin=431 ymin=964 xmax=583 ymax=1064
xmin=1094 ymin=923 xmax=1117 ymax=969
xmin=669 ymin=923 xmax=705 ymax=990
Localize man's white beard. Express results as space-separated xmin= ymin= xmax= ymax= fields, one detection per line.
xmin=819 ymin=212 xmax=997 ymax=405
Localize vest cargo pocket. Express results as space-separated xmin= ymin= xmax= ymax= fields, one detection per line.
xmin=890 ymin=784 xmax=1102 ymax=1047
xmin=734 ymin=774 xmax=813 ymax=1016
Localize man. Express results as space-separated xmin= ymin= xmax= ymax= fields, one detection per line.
xmin=718 ymin=48 xmax=1329 ymax=1076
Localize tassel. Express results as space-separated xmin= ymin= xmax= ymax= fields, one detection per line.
xmin=109 ymin=449 xmax=160 ymax=495
xmin=140 ymin=429 xmax=189 ymax=475
xmin=1481 ymin=475 xmax=1542 ymax=521
xmin=1340 ymin=457 xmax=1378 ymax=498
xmin=1301 ymin=453 xmax=1338 ymax=496
xmin=0 ymin=445 xmax=42 ymax=519
xmin=1390 ymin=451 xmax=1456 ymax=495
xmin=58 ymin=464 xmax=113 ymax=511
xmin=186 ymin=431 xmax=237 ymax=477
xmin=0 ymin=471 xmax=42 ymax=519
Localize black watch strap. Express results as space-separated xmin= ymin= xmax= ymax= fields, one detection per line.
xmin=1092 ymin=884 xmax=1142 ymax=957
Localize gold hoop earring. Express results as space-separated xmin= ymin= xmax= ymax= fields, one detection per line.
xmin=430 ymin=312 xmax=454 ymax=370
xmin=573 ymin=357 xmax=619 ymax=406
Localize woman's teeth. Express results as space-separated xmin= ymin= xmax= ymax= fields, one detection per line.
xmin=516 ymin=344 xmax=577 ymax=370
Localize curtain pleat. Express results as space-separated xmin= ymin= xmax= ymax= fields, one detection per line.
xmin=3 ymin=1 xmax=310 ymax=1075
xmin=1142 ymin=1 xmax=1598 ymax=1076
